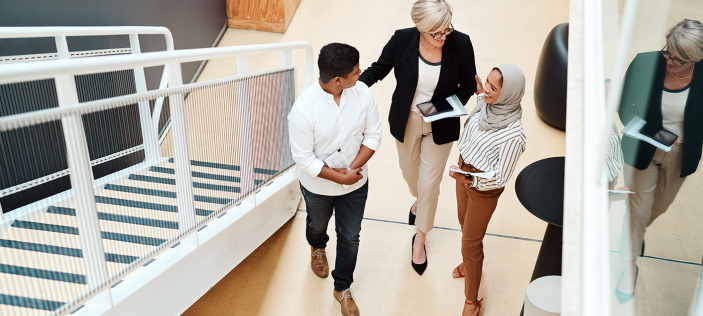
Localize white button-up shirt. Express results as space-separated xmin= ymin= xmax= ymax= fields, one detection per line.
xmin=288 ymin=80 xmax=382 ymax=196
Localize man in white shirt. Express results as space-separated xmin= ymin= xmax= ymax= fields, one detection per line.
xmin=288 ymin=43 xmax=382 ymax=316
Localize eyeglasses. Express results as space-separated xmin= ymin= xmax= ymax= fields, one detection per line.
xmin=661 ymin=46 xmax=688 ymax=67
xmin=429 ymin=23 xmax=454 ymax=40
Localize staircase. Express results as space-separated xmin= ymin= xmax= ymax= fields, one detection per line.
xmin=0 ymin=158 xmax=275 ymax=315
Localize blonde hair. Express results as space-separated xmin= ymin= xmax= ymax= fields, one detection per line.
xmin=666 ymin=19 xmax=703 ymax=63
xmin=410 ymin=0 xmax=453 ymax=33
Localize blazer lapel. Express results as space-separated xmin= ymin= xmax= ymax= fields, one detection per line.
xmin=683 ymin=59 xmax=703 ymax=136
xmin=435 ymin=33 xmax=454 ymax=92
xmin=407 ymin=30 xmax=420 ymax=81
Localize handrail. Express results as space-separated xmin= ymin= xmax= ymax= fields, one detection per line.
xmin=0 ymin=42 xmax=314 ymax=87
xmin=0 ymin=26 xmax=175 ymax=50
xmin=0 ymin=26 xmax=174 ymax=204
xmin=0 ymin=67 xmax=296 ymax=131
xmin=0 ymin=26 xmax=173 ymax=133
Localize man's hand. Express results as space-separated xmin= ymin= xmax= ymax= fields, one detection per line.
xmin=333 ymin=168 xmax=348 ymax=174
xmin=448 ymin=165 xmax=472 ymax=185
xmin=318 ymin=166 xmax=363 ymax=185
xmin=338 ymin=167 xmax=363 ymax=185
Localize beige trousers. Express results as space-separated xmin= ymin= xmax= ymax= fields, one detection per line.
xmin=396 ymin=110 xmax=453 ymax=233
xmin=622 ymin=144 xmax=687 ymax=260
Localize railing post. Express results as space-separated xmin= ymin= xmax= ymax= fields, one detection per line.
xmin=237 ymin=55 xmax=255 ymax=196
xmin=151 ymin=66 xmax=169 ymax=134
xmin=54 ymin=36 xmax=111 ymax=304
xmin=166 ymin=61 xmax=198 ymax=237
xmin=129 ymin=33 xmax=161 ymax=163
xmin=282 ymin=49 xmax=292 ymax=67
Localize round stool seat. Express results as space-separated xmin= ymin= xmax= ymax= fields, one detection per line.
xmin=524 ymin=275 xmax=561 ymax=316
xmin=515 ymin=157 xmax=565 ymax=227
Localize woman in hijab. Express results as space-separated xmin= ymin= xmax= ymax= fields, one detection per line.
xmin=448 ymin=64 xmax=527 ymax=316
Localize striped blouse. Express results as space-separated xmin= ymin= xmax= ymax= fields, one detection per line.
xmin=457 ymin=102 xmax=527 ymax=191
xmin=606 ymin=128 xmax=624 ymax=183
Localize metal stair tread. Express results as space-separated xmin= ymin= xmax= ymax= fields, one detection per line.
xmin=103 ymin=183 xmax=232 ymax=205
xmin=4 ymin=220 xmax=158 ymax=256
xmin=0 ymin=294 xmax=66 ymax=314
xmin=99 ymin=184 xmax=224 ymax=211
xmin=44 ymin=207 xmax=179 ymax=237
xmin=0 ymin=273 xmax=85 ymax=303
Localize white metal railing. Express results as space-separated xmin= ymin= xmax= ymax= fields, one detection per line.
xmin=0 ymin=39 xmax=312 ymax=315
xmin=0 ymin=27 xmax=174 ymax=217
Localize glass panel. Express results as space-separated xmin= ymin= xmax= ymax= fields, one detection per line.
xmin=604 ymin=1 xmax=703 ymax=314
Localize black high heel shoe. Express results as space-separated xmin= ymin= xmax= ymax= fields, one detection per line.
xmin=409 ymin=202 xmax=416 ymax=226
xmin=411 ymin=234 xmax=427 ymax=275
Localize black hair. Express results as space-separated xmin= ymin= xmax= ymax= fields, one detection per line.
xmin=492 ymin=67 xmax=504 ymax=86
xmin=318 ymin=43 xmax=359 ymax=83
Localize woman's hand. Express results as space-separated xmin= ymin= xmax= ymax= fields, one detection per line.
xmin=449 ymin=165 xmax=472 ymax=185
xmin=474 ymin=75 xmax=484 ymax=95
xmin=615 ymin=187 xmax=631 ymax=198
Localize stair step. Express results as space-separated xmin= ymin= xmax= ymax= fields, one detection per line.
xmin=0 ymin=239 xmax=137 ymax=264
xmin=167 ymin=158 xmax=279 ymax=175
xmin=0 ymin=273 xmax=85 ymax=304
xmin=128 ymin=174 xmax=241 ymax=194
xmin=95 ymin=196 xmax=213 ymax=217
xmin=47 ymin=206 xmax=179 ymax=231
xmin=149 ymin=166 xmax=241 ymax=183
xmin=104 ymin=184 xmax=232 ymax=205
xmin=11 ymin=220 xmax=166 ymax=247
xmin=0 ymin=294 xmax=65 ymax=312
xmin=0 ymin=263 xmax=85 ymax=285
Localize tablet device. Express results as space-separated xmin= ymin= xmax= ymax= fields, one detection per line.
xmin=416 ymin=99 xmax=453 ymax=117
xmin=639 ymin=127 xmax=678 ymax=147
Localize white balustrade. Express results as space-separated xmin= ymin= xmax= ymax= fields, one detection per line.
xmin=0 ymin=38 xmax=313 ymax=316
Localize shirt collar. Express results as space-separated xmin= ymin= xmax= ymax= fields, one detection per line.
xmin=314 ymin=79 xmax=348 ymax=108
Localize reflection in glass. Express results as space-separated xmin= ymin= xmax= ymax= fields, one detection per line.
xmin=607 ymin=9 xmax=703 ymax=314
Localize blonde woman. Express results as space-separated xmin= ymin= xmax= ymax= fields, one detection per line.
xmin=359 ymin=0 xmax=477 ymax=275
xmin=616 ymin=19 xmax=703 ymax=303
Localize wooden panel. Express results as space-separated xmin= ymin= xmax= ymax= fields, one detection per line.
xmin=227 ymin=19 xmax=285 ymax=33
xmin=227 ymin=0 xmax=300 ymax=33
xmin=284 ymin=0 xmax=302 ymax=30
xmin=228 ymin=0 xmax=284 ymax=24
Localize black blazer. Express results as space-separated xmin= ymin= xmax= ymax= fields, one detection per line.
xmin=618 ymin=52 xmax=703 ymax=177
xmin=359 ymin=27 xmax=477 ymax=144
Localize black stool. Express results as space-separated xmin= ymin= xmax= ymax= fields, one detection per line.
xmin=515 ymin=157 xmax=565 ymax=315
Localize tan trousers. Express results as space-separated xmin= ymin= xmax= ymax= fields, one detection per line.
xmin=396 ymin=110 xmax=453 ymax=233
xmin=456 ymin=157 xmax=504 ymax=301
xmin=623 ymin=144 xmax=687 ymax=260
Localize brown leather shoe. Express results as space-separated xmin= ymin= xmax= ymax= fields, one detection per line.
xmin=311 ymin=247 xmax=329 ymax=278
xmin=333 ymin=288 xmax=360 ymax=316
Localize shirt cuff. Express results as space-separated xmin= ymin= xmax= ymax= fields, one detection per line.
xmin=361 ymin=138 xmax=381 ymax=151
xmin=303 ymin=159 xmax=326 ymax=178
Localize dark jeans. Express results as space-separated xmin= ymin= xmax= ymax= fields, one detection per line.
xmin=300 ymin=181 xmax=368 ymax=292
